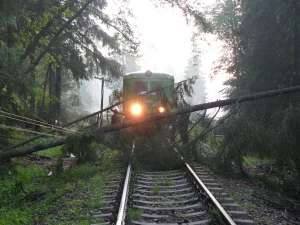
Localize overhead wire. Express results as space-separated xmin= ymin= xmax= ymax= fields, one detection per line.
xmin=0 ymin=109 xmax=76 ymax=134
xmin=0 ymin=113 xmax=76 ymax=135
xmin=0 ymin=134 xmax=28 ymax=141
xmin=0 ymin=124 xmax=63 ymax=138
xmin=3 ymin=77 xmax=196 ymax=151
xmin=3 ymin=85 xmax=300 ymax=160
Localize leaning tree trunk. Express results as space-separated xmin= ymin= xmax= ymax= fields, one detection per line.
xmin=48 ymin=64 xmax=62 ymax=124
xmin=294 ymin=0 xmax=300 ymax=82
xmin=54 ymin=65 xmax=62 ymax=122
xmin=0 ymin=138 xmax=66 ymax=162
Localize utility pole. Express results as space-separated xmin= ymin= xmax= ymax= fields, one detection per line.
xmin=95 ymin=76 xmax=106 ymax=128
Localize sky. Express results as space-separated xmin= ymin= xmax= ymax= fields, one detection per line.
xmin=80 ymin=0 xmax=229 ymax=113
xmin=129 ymin=0 xmax=228 ymax=102
xmin=129 ymin=0 xmax=193 ymax=78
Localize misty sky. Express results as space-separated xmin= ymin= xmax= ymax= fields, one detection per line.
xmin=81 ymin=0 xmax=229 ymax=113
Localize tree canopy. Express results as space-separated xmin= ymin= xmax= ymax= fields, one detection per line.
xmin=213 ymin=0 xmax=300 ymax=179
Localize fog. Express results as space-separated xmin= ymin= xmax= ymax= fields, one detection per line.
xmin=77 ymin=0 xmax=228 ymax=114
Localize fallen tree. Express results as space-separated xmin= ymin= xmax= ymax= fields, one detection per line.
xmin=0 ymin=138 xmax=66 ymax=161
xmin=1 ymin=85 xmax=300 ymax=161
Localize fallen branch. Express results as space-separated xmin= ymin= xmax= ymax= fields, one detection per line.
xmin=0 ymin=138 xmax=65 ymax=161
xmin=95 ymin=85 xmax=300 ymax=134
xmin=2 ymin=85 xmax=300 ymax=161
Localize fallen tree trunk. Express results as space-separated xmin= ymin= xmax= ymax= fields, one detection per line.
xmin=3 ymin=101 xmax=122 ymax=152
xmin=0 ymin=138 xmax=66 ymax=161
xmin=95 ymin=85 xmax=300 ymax=134
xmin=2 ymin=85 xmax=300 ymax=161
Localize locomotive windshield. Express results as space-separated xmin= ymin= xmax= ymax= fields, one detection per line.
xmin=134 ymin=81 xmax=147 ymax=95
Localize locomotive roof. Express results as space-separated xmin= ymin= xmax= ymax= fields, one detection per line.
xmin=124 ymin=71 xmax=174 ymax=80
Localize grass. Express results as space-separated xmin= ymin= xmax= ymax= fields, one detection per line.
xmin=152 ymin=185 xmax=160 ymax=194
xmin=0 ymin=136 xmax=123 ymax=225
xmin=128 ymin=208 xmax=143 ymax=221
xmin=0 ymin=161 xmax=108 ymax=225
xmin=36 ymin=145 xmax=64 ymax=158
xmin=208 ymin=207 xmax=226 ymax=225
xmin=0 ymin=162 xmax=101 ymax=225
xmin=162 ymin=179 xmax=173 ymax=186
xmin=243 ymin=156 xmax=274 ymax=168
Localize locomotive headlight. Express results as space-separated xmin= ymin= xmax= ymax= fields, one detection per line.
xmin=158 ymin=106 xmax=166 ymax=113
xmin=130 ymin=102 xmax=143 ymax=117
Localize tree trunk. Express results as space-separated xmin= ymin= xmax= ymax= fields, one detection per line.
xmin=48 ymin=64 xmax=62 ymax=123
xmin=0 ymin=138 xmax=65 ymax=161
xmin=294 ymin=1 xmax=300 ymax=80
xmin=48 ymin=64 xmax=55 ymax=122
xmin=39 ymin=65 xmax=50 ymax=119
xmin=30 ymin=73 xmax=36 ymax=115
xmin=54 ymin=65 xmax=62 ymax=122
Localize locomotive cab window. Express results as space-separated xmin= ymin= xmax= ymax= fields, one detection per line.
xmin=134 ymin=81 xmax=147 ymax=95
xmin=151 ymin=81 xmax=162 ymax=92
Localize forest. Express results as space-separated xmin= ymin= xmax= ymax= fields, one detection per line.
xmin=0 ymin=0 xmax=300 ymax=225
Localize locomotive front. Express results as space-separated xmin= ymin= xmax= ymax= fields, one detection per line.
xmin=123 ymin=71 xmax=175 ymax=122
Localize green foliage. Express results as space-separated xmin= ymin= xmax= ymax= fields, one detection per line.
xmin=86 ymin=176 xmax=103 ymax=209
xmin=0 ymin=161 xmax=108 ymax=225
xmin=0 ymin=209 xmax=32 ymax=225
xmin=63 ymin=133 xmax=100 ymax=163
xmin=14 ymin=164 xmax=46 ymax=186
xmin=208 ymin=207 xmax=226 ymax=225
xmin=61 ymin=164 xmax=98 ymax=182
xmin=210 ymin=0 xmax=300 ymax=195
xmin=36 ymin=145 xmax=63 ymax=158
xmin=0 ymin=164 xmax=46 ymax=208
xmin=0 ymin=0 xmax=137 ymax=147
xmin=98 ymin=147 xmax=122 ymax=171
xmin=128 ymin=208 xmax=143 ymax=221
xmin=134 ymin=128 xmax=182 ymax=170
xmin=152 ymin=185 xmax=161 ymax=195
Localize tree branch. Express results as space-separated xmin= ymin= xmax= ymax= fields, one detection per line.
xmin=24 ymin=0 xmax=96 ymax=75
xmin=3 ymin=85 xmax=300 ymax=161
xmin=20 ymin=1 xmax=71 ymax=62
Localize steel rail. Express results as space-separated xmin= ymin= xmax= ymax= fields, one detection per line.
xmin=174 ymin=149 xmax=236 ymax=225
xmin=115 ymin=142 xmax=134 ymax=225
xmin=185 ymin=163 xmax=237 ymax=225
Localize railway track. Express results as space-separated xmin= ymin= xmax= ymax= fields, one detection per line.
xmin=89 ymin=145 xmax=255 ymax=225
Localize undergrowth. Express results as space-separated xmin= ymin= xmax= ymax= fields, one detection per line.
xmin=36 ymin=145 xmax=64 ymax=158
xmin=195 ymin=136 xmax=300 ymax=200
xmin=0 ymin=144 xmax=122 ymax=225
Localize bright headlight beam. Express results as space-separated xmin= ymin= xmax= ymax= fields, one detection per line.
xmin=158 ymin=106 xmax=165 ymax=113
xmin=130 ymin=103 xmax=143 ymax=117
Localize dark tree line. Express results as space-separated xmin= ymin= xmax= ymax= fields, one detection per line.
xmin=213 ymin=0 xmax=300 ymax=185
xmin=0 ymin=0 xmax=137 ymax=148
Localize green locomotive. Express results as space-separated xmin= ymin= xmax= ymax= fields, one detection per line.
xmin=121 ymin=71 xmax=181 ymax=168
xmin=123 ymin=71 xmax=175 ymax=121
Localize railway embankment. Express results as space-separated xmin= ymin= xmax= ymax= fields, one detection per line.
xmin=193 ymin=143 xmax=300 ymax=224
xmin=212 ymin=171 xmax=300 ymax=225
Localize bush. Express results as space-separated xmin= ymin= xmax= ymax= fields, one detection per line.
xmin=98 ymin=148 xmax=122 ymax=171
xmin=134 ymin=130 xmax=182 ymax=171
xmin=0 ymin=208 xmax=32 ymax=225
xmin=61 ymin=164 xmax=98 ymax=182
xmin=63 ymin=133 xmax=100 ymax=163
xmin=37 ymin=146 xmax=63 ymax=158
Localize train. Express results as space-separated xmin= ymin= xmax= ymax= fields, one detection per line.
xmin=111 ymin=71 xmax=176 ymax=133
xmin=123 ymin=71 xmax=175 ymax=120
